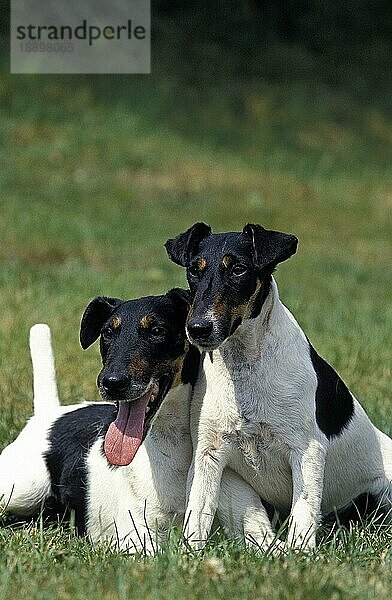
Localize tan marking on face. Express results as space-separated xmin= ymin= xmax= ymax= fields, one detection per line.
xmin=212 ymin=293 xmax=229 ymax=317
xmin=213 ymin=294 xmax=247 ymax=324
xmin=198 ymin=258 xmax=207 ymax=271
xmin=232 ymin=302 xmax=248 ymax=319
xmin=140 ymin=315 xmax=153 ymax=328
xmin=129 ymin=355 xmax=150 ymax=376
xmin=222 ymin=255 xmax=233 ymax=268
xmin=112 ymin=316 xmax=121 ymax=328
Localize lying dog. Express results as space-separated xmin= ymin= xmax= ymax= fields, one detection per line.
xmin=165 ymin=223 xmax=392 ymax=549
xmin=0 ymin=289 xmax=278 ymax=553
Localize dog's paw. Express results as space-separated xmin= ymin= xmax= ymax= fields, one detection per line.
xmin=287 ymin=531 xmax=316 ymax=552
xmin=245 ymin=534 xmax=288 ymax=556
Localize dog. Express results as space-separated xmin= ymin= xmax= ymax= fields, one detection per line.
xmin=0 ymin=289 xmax=281 ymax=553
xmin=165 ymin=222 xmax=392 ymax=550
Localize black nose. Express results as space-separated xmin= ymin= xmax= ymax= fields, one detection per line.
xmin=187 ymin=318 xmax=213 ymax=340
xmin=101 ymin=373 xmax=130 ymax=396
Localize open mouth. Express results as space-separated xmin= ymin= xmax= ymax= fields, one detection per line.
xmin=103 ymin=375 xmax=172 ymax=466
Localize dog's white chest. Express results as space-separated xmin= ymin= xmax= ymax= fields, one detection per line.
xmin=228 ymin=420 xmax=285 ymax=469
xmin=194 ymin=351 xmax=294 ymax=510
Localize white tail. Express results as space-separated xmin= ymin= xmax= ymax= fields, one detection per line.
xmin=29 ymin=324 xmax=60 ymax=418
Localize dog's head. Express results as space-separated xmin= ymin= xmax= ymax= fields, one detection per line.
xmin=80 ymin=288 xmax=196 ymax=466
xmin=165 ymin=223 xmax=297 ymax=350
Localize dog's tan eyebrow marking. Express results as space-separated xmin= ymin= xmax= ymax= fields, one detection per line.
xmin=222 ymin=255 xmax=233 ymax=268
xmin=198 ymin=258 xmax=207 ymax=271
xmin=140 ymin=315 xmax=153 ymax=328
xmin=112 ymin=316 xmax=121 ymax=328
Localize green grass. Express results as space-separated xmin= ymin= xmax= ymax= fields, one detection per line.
xmin=0 ymin=521 xmax=391 ymax=600
xmin=0 ymin=62 xmax=391 ymax=598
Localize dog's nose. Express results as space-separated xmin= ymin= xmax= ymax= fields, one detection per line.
xmin=187 ymin=318 xmax=213 ymax=340
xmin=101 ymin=373 xmax=130 ymax=396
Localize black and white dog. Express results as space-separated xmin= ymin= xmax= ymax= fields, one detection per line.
xmin=0 ymin=289 xmax=280 ymax=553
xmin=165 ymin=223 xmax=392 ymax=550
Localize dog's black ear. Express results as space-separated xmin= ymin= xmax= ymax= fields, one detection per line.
xmin=80 ymin=296 xmax=123 ymax=349
xmin=166 ymin=288 xmax=192 ymax=319
xmin=166 ymin=288 xmax=192 ymax=323
xmin=165 ymin=223 xmax=211 ymax=267
xmin=166 ymin=287 xmax=192 ymax=307
xmin=243 ymin=224 xmax=298 ymax=271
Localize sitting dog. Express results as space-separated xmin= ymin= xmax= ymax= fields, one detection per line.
xmin=165 ymin=223 xmax=392 ymax=549
xmin=0 ymin=289 xmax=279 ymax=553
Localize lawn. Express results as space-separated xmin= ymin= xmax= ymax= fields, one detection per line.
xmin=0 ymin=50 xmax=391 ymax=599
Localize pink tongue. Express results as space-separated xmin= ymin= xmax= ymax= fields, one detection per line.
xmin=104 ymin=390 xmax=151 ymax=466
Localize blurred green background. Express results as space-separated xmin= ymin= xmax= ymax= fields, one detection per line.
xmin=0 ymin=1 xmax=391 ymax=439
xmin=0 ymin=3 xmax=391 ymax=598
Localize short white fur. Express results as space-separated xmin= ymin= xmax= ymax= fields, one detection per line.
xmin=185 ymin=278 xmax=392 ymax=549
xmin=0 ymin=324 xmax=283 ymax=554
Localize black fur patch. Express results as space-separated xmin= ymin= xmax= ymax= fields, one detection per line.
xmin=230 ymin=317 xmax=243 ymax=336
xmin=181 ymin=344 xmax=201 ymax=386
xmin=249 ymin=275 xmax=272 ymax=319
xmin=309 ymin=344 xmax=354 ymax=438
xmin=45 ymin=403 xmax=116 ymax=534
xmin=322 ymin=493 xmax=380 ymax=527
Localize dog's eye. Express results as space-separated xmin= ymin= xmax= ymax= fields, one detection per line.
xmin=232 ymin=264 xmax=248 ymax=276
xmin=102 ymin=327 xmax=114 ymax=341
xmin=188 ymin=265 xmax=199 ymax=278
xmin=151 ymin=326 xmax=167 ymax=338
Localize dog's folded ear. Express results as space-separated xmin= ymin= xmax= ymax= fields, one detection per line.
xmin=165 ymin=287 xmax=192 ymax=322
xmin=165 ymin=222 xmax=211 ymax=266
xmin=166 ymin=287 xmax=192 ymax=307
xmin=243 ymin=224 xmax=298 ymax=271
xmin=80 ymin=296 xmax=123 ymax=349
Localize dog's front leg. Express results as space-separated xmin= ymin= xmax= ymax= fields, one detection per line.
xmin=113 ymin=505 xmax=164 ymax=557
xmin=218 ymin=468 xmax=283 ymax=553
xmin=288 ymin=438 xmax=326 ymax=550
xmin=184 ymin=444 xmax=228 ymax=550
